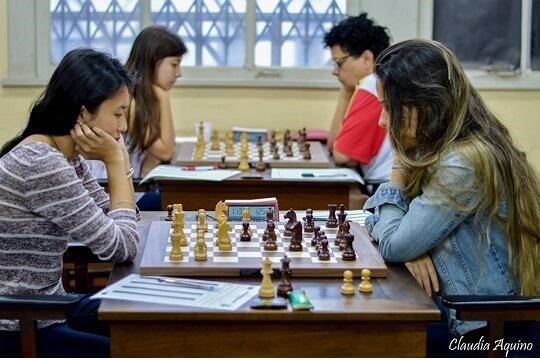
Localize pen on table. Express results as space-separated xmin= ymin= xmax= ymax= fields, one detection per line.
xmin=181 ymin=166 xmax=217 ymax=171
xmin=301 ymin=173 xmax=348 ymax=178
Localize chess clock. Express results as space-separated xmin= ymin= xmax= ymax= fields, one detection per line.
xmin=224 ymin=199 xmax=279 ymax=222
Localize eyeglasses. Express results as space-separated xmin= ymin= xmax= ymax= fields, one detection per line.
xmin=333 ymin=54 xmax=352 ymax=69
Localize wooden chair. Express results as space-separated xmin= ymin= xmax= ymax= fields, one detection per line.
xmin=0 ymin=293 xmax=83 ymax=357
xmin=442 ymin=295 xmax=540 ymax=357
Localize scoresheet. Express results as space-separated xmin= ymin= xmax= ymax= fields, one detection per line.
xmin=91 ymin=274 xmax=259 ymax=310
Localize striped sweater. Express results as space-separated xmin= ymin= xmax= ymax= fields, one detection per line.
xmin=0 ymin=142 xmax=139 ymax=330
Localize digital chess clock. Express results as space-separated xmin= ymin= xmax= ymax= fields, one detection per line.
xmin=225 ymin=198 xmax=279 ymax=222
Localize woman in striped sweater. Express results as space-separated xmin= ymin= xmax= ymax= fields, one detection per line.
xmin=0 ymin=48 xmax=139 ymax=356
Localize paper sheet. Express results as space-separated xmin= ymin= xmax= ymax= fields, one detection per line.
xmin=271 ymin=168 xmax=364 ymax=185
xmin=91 ymin=274 xmax=259 ymax=310
xmin=140 ymin=165 xmax=241 ymax=184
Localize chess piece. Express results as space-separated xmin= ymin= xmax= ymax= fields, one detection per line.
xmin=259 ymin=257 xmax=275 ymax=298
xmin=218 ymin=155 xmax=227 ymax=169
xmin=165 ymin=204 xmax=174 ymax=221
xmin=277 ymin=255 xmax=293 ymax=297
xmin=255 ymin=148 xmax=266 ymax=171
xmin=358 ymin=269 xmax=373 ymax=293
xmin=240 ymin=221 xmax=252 ymax=242
xmin=196 ymin=209 xmax=208 ymax=233
xmin=210 ymin=129 xmax=220 ymax=151
xmin=266 ymin=208 xmax=274 ymax=221
xmin=318 ymin=237 xmax=330 ymax=261
xmin=241 ymin=208 xmax=253 ymax=236
xmin=288 ymin=221 xmax=303 ymax=252
xmin=317 ymin=233 xmax=327 ymax=254
xmin=272 ymin=147 xmax=280 ymax=160
xmin=215 ymin=201 xmax=228 ymax=223
xmin=325 ymin=204 xmax=338 ymax=228
xmin=169 ymin=230 xmax=183 ymax=261
xmin=311 ymin=226 xmax=320 ymax=246
xmin=238 ymin=153 xmax=250 ymax=171
xmin=339 ymin=222 xmax=350 ymax=250
xmin=263 ymin=220 xmax=278 ymax=251
xmin=172 ymin=209 xmax=187 ymax=246
xmin=283 ymin=208 xmax=296 ymax=237
xmin=283 ymin=129 xmax=290 ymax=146
xmin=304 ymin=209 xmax=314 ymax=233
xmin=256 ymin=135 xmax=263 ymax=148
xmin=194 ymin=230 xmax=208 ymax=261
xmin=240 ymin=132 xmax=249 ymax=143
xmin=284 ymin=143 xmax=293 ymax=157
xmin=342 ymin=233 xmax=356 ymax=261
xmin=302 ymin=143 xmax=311 ymax=160
xmin=217 ymin=220 xmax=233 ymax=251
xmin=341 ymin=270 xmax=355 ymax=295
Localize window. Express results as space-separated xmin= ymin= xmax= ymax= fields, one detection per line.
xmin=5 ymin=0 xmax=540 ymax=88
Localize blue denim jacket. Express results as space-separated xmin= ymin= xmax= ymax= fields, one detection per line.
xmin=364 ymin=151 xmax=518 ymax=336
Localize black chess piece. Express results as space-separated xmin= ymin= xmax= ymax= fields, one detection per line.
xmin=318 ymin=237 xmax=330 ymax=261
xmin=218 ymin=155 xmax=227 ymax=169
xmin=256 ymin=135 xmax=263 ymax=148
xmin=325 ymin=204 xmax=338 ymax=228
xmin=263 ymin=221 xmax=278 ymax=250
xmin=339 ymin=222 xmax=350 ymax=251
xmin=283 ymin=209 xmax=296 ymax=237
xmin=311 ymin=226 xmax=320 ymax=246
xmin=277 ymin=255 xmax=293 ymax=297
xmin=336 ymin=222 xmax=345 ymax=246
xmin=255 ymin=148 xmax=267 ymax=171
xmin=317 ymin=234 xmax=327 ymax=255
xmin=165 ymin=205 xmax=173 ymax=221
xmin=266 ymin=208 xmax=274 ymax=221
xmin=302 ymin=143 xmax=311 ymax=160
xmin=303 ymin=209 xmax=314 ymax=233
xmin=240 ymin=221 xmax=252 ymax=242
xmin=273 ymin=147 xmax=280 ymax=160
xmin=288 ymin=221 xmax=303 ymax=252
xmin=284 ymin=144 xmax=293 ymax=157
xmin=342 ymin=233 xmax=356 ymax=261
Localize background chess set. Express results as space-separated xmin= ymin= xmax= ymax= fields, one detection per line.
xmin=140 ymin=220 xmax=387 ymax=277
xmin=174 ymin=140 xmax=331 ymax=168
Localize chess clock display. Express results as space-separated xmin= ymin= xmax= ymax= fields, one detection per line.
xmin=224 ymin=198 xmax=279 ymax=222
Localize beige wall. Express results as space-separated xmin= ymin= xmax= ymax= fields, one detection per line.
xmin=1 ymin=2 xmax=539 ymax=171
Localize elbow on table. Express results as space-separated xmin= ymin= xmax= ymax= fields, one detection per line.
xmin=377 ymin=234 xmax=418 ymax=263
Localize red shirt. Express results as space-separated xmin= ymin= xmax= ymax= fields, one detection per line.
xmin=333 ymin=79 xmax=386 ymax=164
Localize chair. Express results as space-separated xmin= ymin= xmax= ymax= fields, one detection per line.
xmin=0 ymin=293 xmax=83 ymax=357
xmin=442 ymin=295 xmax=540 ymax=357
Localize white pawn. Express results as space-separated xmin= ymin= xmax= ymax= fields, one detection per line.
xmin=197 ymin=209 xmax=208 ymax=233
xmin=341 ymin=270 xmax=355 ymax=295
xmin=358 ymin=269 xmax=373 ymax=293
xmin=194 ymin=230 xmax=207 ymax=261
xmin=258 ymin=257 xmax=275 ymax=298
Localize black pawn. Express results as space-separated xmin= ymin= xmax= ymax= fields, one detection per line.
xmin=218 ymin=155 xmax=227 ymax=169
xmin=317 ymin=234 xmax=327 ymax=255
xmin=264 ymin=221 xmax=277 ymax=251
xmin=342 ymin=233 xmax=356 ymax=261
xmin=165 ymin=205 xmax=173 ymax=221
xmin=240 ymin=221 xmax=251 ymax=242
xmin=311 ymin=226 xmax=320 ymax=246
xmin=339 ymin=222 xmax=351 ymax=251
xmin=318 ymin=238 xmax=330 ymax=261
xmin=304 ymin=209 xmax=314 ymax=233
xmin=277 ymin=255 xmax=293 ymax=297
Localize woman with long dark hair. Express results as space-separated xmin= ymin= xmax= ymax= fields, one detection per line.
xmin=0 ymin=48 xmax=139 ymax=356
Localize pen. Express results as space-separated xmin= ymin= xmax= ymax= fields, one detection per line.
xmin=181 ymin=166 xmax=217 ymax=171
xmin=301 ymin=173 xmax=348 ymax=178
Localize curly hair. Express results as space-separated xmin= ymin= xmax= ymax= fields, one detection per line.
xmin=324 ymin=12 xmax=390 ymax=58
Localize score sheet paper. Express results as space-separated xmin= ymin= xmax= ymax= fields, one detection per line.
xmin=91 ymin=274 xmax=259 ymax=310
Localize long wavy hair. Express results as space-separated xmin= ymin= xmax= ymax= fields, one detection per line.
xmin=374 ymin=39 xmax=539 ymax=295
xmin=125 ymin=26 xmax=186 ymax=152
xmin=0 ymin=48 xmax=134 ymax=157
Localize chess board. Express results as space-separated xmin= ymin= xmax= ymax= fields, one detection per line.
xmin=174 ymin=141 xmax=332 ymax=168
xmin=140 ymin=221 xmax=388 ymax=277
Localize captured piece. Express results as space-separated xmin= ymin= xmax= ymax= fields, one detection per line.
xmin=277 ymin=255 xmax=293 ymax=297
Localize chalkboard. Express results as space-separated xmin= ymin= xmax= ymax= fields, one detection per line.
xmin=433 ymin=0 xmax=521 ymax=70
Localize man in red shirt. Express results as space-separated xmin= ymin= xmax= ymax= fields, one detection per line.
xmin=324 ymin=13 xmax=393 ymax=183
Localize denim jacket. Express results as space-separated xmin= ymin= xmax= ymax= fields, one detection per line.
xmin=364 ymin=151 xmax=518 ymax=336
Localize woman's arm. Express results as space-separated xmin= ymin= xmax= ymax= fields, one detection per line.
xmin=364 ymin=152 xmax=481 ymax=262
xmin=328 ymin=87 xmax=355 ymax=150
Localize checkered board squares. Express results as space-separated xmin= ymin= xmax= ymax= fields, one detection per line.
xmin=140 ymin=221 xmax=388 ymax=278
xmin=163 ymin=224 xmax=340 ymax=264
xmin=174 ymin=141 xmax=332 ymax=168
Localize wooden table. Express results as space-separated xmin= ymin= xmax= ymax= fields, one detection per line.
xmin=156 ymin=169 xmax=363 ymax=211
xmin=99 ymin=212 xmax=440 ymax=357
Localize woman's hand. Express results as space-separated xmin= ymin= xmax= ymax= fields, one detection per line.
xmin=405 ymin=253 xmax=439 ymax=297
xmin=152 ymin=84 xmax=169 ymax=101
xmin=70 ymin=123 xmax=123 ymax=164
